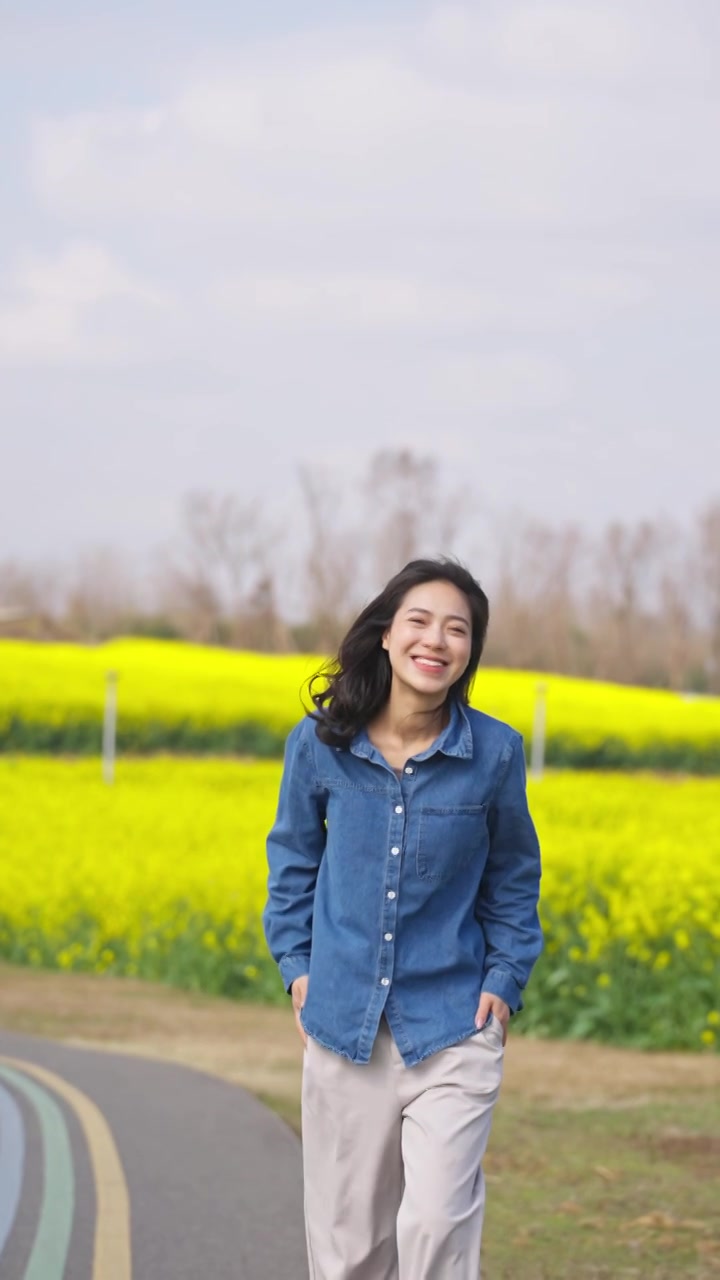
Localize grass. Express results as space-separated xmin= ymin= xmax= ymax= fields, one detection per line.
xmin=483 ymin=1098 xmax=720 ymax=1278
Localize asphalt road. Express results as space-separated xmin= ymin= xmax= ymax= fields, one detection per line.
xmin=0 ymin=1028 xmax=308 ymax=1280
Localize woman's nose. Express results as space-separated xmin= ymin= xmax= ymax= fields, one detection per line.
xmin=426 ymin=629 xmax=447 ymax=650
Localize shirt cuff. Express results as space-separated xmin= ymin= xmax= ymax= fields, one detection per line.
xmin=279 ymin=953 xmax=311 ymax=995
xmin=481 ymin=967 xmax=523 ymax=1014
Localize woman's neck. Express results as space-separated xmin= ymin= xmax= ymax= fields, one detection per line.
xmin=371 ymin=685 xmax=449 ymax=749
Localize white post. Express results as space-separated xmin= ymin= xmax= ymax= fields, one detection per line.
xmin=103 ymin=671 xmax=118 ymax=785
xmin=531 ymin=681 xmax=547 ymax=781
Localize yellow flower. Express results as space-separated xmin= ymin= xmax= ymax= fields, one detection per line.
xmin=700 ymin=1030 xmax=716 ymax=1046
xmin=1 ymin=749 xmax=719 ymax=1055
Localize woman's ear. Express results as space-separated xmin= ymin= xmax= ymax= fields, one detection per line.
xmin=381 ymin=628 xmax=390 ymax=651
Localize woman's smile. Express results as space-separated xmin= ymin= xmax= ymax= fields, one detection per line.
xmin=410 ymin=654 xmax=449 ymax=674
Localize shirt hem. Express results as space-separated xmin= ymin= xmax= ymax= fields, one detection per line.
xmin=301 ymin=1015 xmax=483 ymax=1067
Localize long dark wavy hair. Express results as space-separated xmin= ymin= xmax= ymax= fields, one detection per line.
xmin=308 ymin=558 xmax=489 ymax=747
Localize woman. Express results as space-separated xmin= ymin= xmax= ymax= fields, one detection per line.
xmin=263 ymin=558 xmax=543 ymax=1280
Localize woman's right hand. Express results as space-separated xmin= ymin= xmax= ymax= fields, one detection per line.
xmin=291 ymin=975 xmax=309 ymax=1047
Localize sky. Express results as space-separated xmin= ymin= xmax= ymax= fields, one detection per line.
xmin=1 ymin=0 xmax=719 ymax=581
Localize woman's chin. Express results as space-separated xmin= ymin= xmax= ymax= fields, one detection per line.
xmin=399 ymin=669 xmax=451 ymax=698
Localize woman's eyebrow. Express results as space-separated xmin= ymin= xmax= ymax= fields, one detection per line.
xmin=405 ymin=608 xmax=469 ymax=625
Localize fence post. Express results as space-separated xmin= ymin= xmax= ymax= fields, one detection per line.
xmin=103 ymin=670 xmax=118 ymax=785
xmin=531 ymin=681 xmax=547 ymax=781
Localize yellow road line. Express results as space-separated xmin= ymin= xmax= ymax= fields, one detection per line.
xmin=0 ymin=1055 xmax=132 ymax=1280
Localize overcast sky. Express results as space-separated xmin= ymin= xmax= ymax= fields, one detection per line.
xmin=2 ymin=0 xmax=719 ymax=580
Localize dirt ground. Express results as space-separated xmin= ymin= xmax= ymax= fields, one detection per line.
xmin=1 ymin=964 xmax=717 ymax=1112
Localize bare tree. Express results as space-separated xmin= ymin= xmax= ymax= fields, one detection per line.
xmin=297 ymin=466 xmax=359 ymax=651
xmin=697 ymin=500 xmax=720 ymax=692
xmin=484 ymin=519 xmax=587 ymax=674
xmin=0 ymin=558 xmax=75 ymax=639
xmin=659 ymin=569 xmax=696 ymax=691
xmin=588 ymin=520 xmax=666 ymax=683
xmin=4 ymin=472 xmax=720 ymax=684
xmin=63 ymin=546 xmax=142 ymax=642
xmin=362 ymin=449 xmax=469 ymax=591
xmin=231 ymin=573 xmax=293 ymax=652
xmin=154 ymin=491 xmax=278 ymax=646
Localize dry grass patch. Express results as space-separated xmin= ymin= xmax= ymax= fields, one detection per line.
xmin=2 ymin=963 xmax=717 ymax=1114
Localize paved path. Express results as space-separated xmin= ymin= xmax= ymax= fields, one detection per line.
xmin=0 ymin=1028 xmax=308 ymax=1280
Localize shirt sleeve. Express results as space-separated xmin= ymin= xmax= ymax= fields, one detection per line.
xmin=474 ymin=733 xmax=543 ymax=1014
xmin=262 ymin=721 xmax=327 ymax=994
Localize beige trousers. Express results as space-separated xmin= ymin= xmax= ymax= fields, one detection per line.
xmin=301 ymin=1013 xmax=505 ymax=1280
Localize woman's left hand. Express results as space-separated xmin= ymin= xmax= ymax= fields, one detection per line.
xmin=474 ymin=994 xmax=510 ymax=1046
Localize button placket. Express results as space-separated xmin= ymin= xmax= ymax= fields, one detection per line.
xmin=380 ymin=789 xmax=406 ymax=991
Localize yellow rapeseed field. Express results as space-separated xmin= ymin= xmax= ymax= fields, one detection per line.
xmin=3 ymin=639 xmax=720 ymax=767
xmin=0 ymin=757 xmax=717 ymax=1050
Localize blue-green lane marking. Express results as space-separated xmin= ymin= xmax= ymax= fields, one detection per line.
xmin=0 ymin=1065 xmax=75 ymax=1280
xmin=0 ymin=1081 xmax=25 ymax=1258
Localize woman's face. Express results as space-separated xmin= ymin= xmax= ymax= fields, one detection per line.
xmin=382 ymin=579 xmax=473 ymax=700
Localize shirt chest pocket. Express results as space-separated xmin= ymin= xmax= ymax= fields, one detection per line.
xmin=416 ymin=804 xmax=489 ymax=883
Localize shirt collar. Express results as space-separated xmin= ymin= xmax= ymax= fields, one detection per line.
xmin=349 ymin=697 xmax=474 ymax=763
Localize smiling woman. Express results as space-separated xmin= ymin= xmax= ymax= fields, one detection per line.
xmin=263 ymin=557 xmax=542 ymax=1280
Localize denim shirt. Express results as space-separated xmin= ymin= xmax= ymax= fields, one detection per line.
xmin=262 ymin=699 xmax=543 ymax=1067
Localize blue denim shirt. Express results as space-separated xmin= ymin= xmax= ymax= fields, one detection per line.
xmin=262 ymin=699 xmax=543 ymax=1066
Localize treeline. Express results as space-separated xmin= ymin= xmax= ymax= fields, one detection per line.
xmin=2 ymin=449 xmax=720 ymax=694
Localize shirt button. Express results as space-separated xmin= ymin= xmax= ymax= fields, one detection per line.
xmin=395 ymin=805 xmax=403 ymax=814
xmin=387 ymin=890 xmax=396 ymax=900
xmin=384 ymin=932 xmax=393 ymax=941
xmin=405 ymin=766 xmax=414 ymax=774
xmin=391 ymin=846 xmax=400 ymax=856
xmin=381 ymin=977 xmax=390 ymax=986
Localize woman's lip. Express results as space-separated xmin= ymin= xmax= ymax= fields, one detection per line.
xmin=411 ymin=655 xmax=447 ymax=670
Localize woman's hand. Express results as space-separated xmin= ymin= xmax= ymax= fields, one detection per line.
xmin=474 ymin=993 xmax=510 ymax=1046
xmin=291 ymin=975 xmax=309 ymax=1047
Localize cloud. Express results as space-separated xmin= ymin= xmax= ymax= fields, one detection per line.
xmin=423 ymin=1 xmax=714 ymax=84
xmin=28 ymin=1 xmax=720 ymax=263
xmin=3 ymin=9 xmax=717 ymax=415
xmin=0 ymin=242 xmax=168 ymax=364
xmin=211 ymin=263 xmax=648 ymax=336
xmin=428 ymin=350 xmax=571 ymax=413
